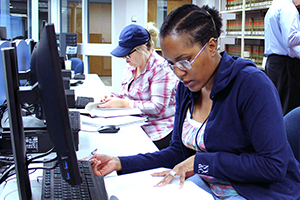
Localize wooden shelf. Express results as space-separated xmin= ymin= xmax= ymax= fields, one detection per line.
xmin=219 ymin=0 xmax=269 ymax=66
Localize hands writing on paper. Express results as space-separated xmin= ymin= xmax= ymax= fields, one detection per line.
xmin=89 ymin=153 xmax=195 ymax=189
xmin=98 ymin=95 xmax=130 ymax=108
xmin=152 ymin=155 xmax=195 ymax=188
xmin=89 ymin=154 xmax=122 ymax=176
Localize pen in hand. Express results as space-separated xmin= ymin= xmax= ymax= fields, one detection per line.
xmin=86 ymin=148 xmax=98 ymax=160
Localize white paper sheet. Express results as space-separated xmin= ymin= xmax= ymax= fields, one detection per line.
xmin=104 ymin=168 xmax=214 ymax=200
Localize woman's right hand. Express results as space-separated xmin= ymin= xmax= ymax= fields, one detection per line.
xmin=89 ymin=154 xmax=122 ymax=176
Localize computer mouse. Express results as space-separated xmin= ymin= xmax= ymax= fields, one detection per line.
xmin=97 ymin=125 xmax=120 ymax=133
xmin=70 ymin=80 xmax=83 ymax=86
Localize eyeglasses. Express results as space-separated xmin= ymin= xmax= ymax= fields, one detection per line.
xmin=125 ymin=49 xmax=137 ymax=59
xmin=167 ymin=42 xmax=208 ymax=71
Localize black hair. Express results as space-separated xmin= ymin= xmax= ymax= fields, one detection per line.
xmin=160 ymin=4 xmax=222 ymax=46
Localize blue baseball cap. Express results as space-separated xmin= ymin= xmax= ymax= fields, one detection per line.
xmin=111 ymin=24 xmax=150 ymax=57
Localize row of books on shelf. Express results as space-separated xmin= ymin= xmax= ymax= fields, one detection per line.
xmin=225 ymin=44 xmax=264 ymax=66
xmin=225 ymin=0 xmax=272 ymax=10
xmin=226 ymin=17 xmax=264 ymax=36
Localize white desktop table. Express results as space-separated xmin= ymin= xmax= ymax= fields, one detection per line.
xmin=73 ymin=74 xmax=158 ymax=158
xmin=0 ymin=74 xmax=159 ymax=199
xmin=0 ymin=74 xmax=213 ymax=200
xmin=72 ymin=73 xmax=111 ymax=102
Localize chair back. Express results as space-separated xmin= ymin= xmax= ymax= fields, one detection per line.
xmin=70 ymin=57 xmax=84 ymax=74
xmin=284 ymin=106 xmax=300 ymax=162
xmin=25 ymin=38 xmax=36 ymax=54
xmin=14 ymin=39 xmax=31 ymax=71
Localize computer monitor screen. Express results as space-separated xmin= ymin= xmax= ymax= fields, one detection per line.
xmin=34 ymin=23 xmax=82 ymax=185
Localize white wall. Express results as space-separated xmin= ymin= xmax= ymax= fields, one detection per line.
xmin=89 ymin=4 xmax=112 ymax=42
xmin=111 ymin=0 xmax=147 ymax=93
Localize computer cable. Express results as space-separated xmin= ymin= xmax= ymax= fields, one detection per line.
xmin=0 ymin=164 xmax=15 ymax=184
xmin=0 ymin=147 xmax=56 ymax=184
xmin=5 ymin=168 xmax=37 ymax=183
xmin=0 ymin=156 xmax=14 ymax=165
xmin=0 ymin=156 xmax=14 ymax=161
xmin=28 ymin=159 xmax=59 ymax=171
xmin=27 ymin=147 xmax=55 ymax=163
xmin=29 ymin=156 xmax=57 ymax=164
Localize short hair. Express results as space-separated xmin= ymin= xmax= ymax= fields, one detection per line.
xmin=160 ymin=4 xmax=222 ymax=46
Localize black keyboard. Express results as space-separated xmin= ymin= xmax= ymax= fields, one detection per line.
xmin=75 ymin=96 xmax=94 ymax=109
xmin=41 ymin=160 xmax=108 ymax=200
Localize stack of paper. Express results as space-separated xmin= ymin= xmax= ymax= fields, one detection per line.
xmin=77 ymin=102 xmax=148 ymax=132
xmin=80 ymin=102 xmax=143 ymax=118
xmin=80 ymin=115 xmax=148 ymax=131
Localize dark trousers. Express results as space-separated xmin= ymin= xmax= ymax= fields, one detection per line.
xmin=265 ymin=54 xmax=300 ymax=115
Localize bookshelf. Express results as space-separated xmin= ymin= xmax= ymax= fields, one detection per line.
xmin=218 ymin=0 xmax=272 ymax=68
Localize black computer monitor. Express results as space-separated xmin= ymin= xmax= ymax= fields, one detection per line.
xmin=1 ymin=23 xmax=82 ymax=199
xmin=2 ymin=47 xmax=32 ymax=199
xmin=34 ymin=23 xmax=82 ymax=185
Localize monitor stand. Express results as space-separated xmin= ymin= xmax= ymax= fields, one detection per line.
xmin=2 ymin=46 xmax=32 ymax=199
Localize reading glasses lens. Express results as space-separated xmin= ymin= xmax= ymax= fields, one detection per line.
xmin=126 ymin=49 xmax=137 ymax=59
xmin=168 ymin=42 xmax=208 ymax=72
xmin=168 ymin=61 xmax=192 ymax=71
xmin=177 ymin=61 xmax=192 ymax=70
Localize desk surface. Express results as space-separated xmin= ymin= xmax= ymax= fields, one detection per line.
xmin=0 ymin=74 xmax=213 ymax=200
xmin=0 ymin=74 xmax=158 ymax=199
xmin=74 ymin=74 xmax=158 ymax=158
xmin=72 ymin=74 xmax=111 ymax=102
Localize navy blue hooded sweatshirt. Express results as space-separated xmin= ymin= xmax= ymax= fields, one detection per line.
xmin=119 ymin=51 xmax=300 ymax=199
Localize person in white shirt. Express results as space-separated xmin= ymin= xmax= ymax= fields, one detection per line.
xmin=264 ymin=0 xmax=300 ymax=115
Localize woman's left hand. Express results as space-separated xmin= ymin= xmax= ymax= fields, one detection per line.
xmin=152 ymin=155 xmax=195 ymax=188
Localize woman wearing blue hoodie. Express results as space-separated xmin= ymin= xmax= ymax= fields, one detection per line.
xmin=90 ymin=4 xmax=300 ymax=199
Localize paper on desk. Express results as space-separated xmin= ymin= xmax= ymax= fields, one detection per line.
xmin=81 ymin=102 xmax=143 ymax=118
xmin=104 ymin=168 xmax=214 ymax=200
xmin=85 ymin=102 xmax=104 ymax=111
xmin=80 ymin=115 xmax=148 ymax=131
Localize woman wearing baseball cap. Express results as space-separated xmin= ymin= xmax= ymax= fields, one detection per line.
xmin=99 ymin=22 xmax=179 ymax=150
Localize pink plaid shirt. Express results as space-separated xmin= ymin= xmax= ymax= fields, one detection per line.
xmin=114 ymin=51 xmax=179 ymax=141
